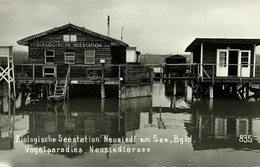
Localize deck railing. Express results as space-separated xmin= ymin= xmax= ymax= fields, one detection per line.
xmin=14 ymin=64 xmax=153 ymax=84
xmin=200 ymin=63 xmax=260 ymax=83
xmin=15 ymin=64 xmax=58 ymax=82
xmin=14 ymin=63 xmax=260 ymax=84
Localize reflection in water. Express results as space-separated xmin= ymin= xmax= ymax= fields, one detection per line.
xmin=0 ymin=99 xmax=15 ymax=150
xmin=157 ymin=107 xmax=166 ymax=129
xmin=1 ymin=82 xmax=260 ymax=167
xmin=11 ymin=97 xmax=152 ymax=158
xmin=185 ymin=99 xmax=260 ymax=150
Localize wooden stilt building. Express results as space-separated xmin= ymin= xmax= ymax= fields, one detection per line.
xmin=16 ymin=23 xmax=152 ymax=100
xmin=184 ymin=38 xmax=260 ymax=99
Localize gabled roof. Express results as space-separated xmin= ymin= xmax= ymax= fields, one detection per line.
xmin=17 ymin=23 xmax=128 ymax=47
xmin=185 ymin=38 xmax=260 ymax=52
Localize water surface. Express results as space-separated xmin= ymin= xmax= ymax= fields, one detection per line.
xmin=0 ymin=82 xmax=260 ymax=167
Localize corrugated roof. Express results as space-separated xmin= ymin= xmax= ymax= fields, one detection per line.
xmin=17 ymin=23 xmax=128 ymax=47
xmin=185 ymin=38 xmax=260 ymax=52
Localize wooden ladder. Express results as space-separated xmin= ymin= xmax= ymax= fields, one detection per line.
xmin=47 ymin=66 xmax=70 ymax=101
xmin=54 ymin=81 xmax=66 ymax=96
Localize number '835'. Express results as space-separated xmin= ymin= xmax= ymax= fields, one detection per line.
xmin=239 ymin=135 xmax=252 ymax=143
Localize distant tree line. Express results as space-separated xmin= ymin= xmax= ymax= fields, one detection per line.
xmin=13 ymin=50 xmax=28 ymax=64
xmin=139 ymin=53 xmax=191 ymax=65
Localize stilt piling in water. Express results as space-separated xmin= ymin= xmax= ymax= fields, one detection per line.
xmin=173 ymin=81 xmax=177 ymax=96
xmin=209 ymin=85 xmax=214 ymax=99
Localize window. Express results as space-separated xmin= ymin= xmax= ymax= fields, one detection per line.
xmin=219 ymin=52 xmax=227 ymax=67
xmin=241 ymin=52 xmax=249 ymax=67
xmin=63 ymin=35 xmax=70 ymax=42
xmin=63 ymin=35 xmax=77 ymax=42
xmin=70 ymin=35 xmax=77 ymax=42
xmin=45 ymin=50 xmax=55 ymax=63
xmin=42 ymin=67 xmax=56 ymax=77
xmin=65 ymin=52 xmax=75 ymax=64
xmin=84 ymin=50 xmax=95 ymax=64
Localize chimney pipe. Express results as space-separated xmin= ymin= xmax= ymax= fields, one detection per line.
xmin=107 ymin=15 xmax=110 ymax=37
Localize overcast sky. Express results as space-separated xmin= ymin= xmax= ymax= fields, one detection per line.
xmin=0 ymin=0 xmax=260 ymax=54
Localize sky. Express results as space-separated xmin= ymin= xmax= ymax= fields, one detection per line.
xmin=0 ymin=0 xmax=260 ymax=54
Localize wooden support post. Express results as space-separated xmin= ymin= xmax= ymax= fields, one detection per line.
xmin=210 ymin=112 xmax=214 ymax=133
xmin=186 ymin=85 xmax=193 ymax=102
xmin=149 ymin=106 xmax=153 ymax=125
xmin=117 ymin=99 xmax=121 ymax=131
xmin=171 ymin=96 xmax=176 ymax=109
xmin=253 ymin=44 xmax=256 ymax=77
xmin=173 ymin=80 xmax=176 ymax=96
xmin=101 ymin=84 xmax=105 ymax=99
xmin=201 ymin=65 xmax=204 ymax=82
xmin=191 ymin=80 xmax=194 ymax=89
xmin=196 ymin=110 xmax=199 ymax=128
xmin=200 ymin=43 xmax=203 ymax=77
xmin=101 ymin=99 xmax=105 ymax=132
xmin=184 ymin=80 xmax=188 ymax=95
xmin=245 ymin=83 xmax=249 ymax=99
xmin=39 ymin=84 xmax=42 ymax=98
xmin=33 ymin=65 xmax=35 ymax=83
xmin=55 ymin=64 xmax=58 ymax=81
xmin=101 ymin=64 xmax=105 ymax=99
xmin=118 ymin=65 xmax=121 ymax=99
xmin=209 ymin=99 xmax=213 ymax=111
xmin=118 ymin=86 xmax=121 ymax=99
xmin=240 ymin=64 xmax=242 ymax=83
xmin=209 ymin=85 xmax=214 ymax=99
xmin=197 ymin=64 xmax=200 ymax=82
xmin=67 ymin=86 xmax=69 ymax=99
xmin=160 ymin=66 xmax=162 ymax=83
xmin=150 ymin=67 xmax=154 ymax=83
xmin=8 ymin=80 xmax=11 ymax=99
xmin=212 ymin=65 xmax=215 ymax=85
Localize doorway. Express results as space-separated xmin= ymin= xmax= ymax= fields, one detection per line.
xmin=228 ymin=51 xmax=239 ymax=76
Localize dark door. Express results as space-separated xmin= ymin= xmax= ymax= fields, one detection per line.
xmin=228 ymin=51 xmax=239 ymax=76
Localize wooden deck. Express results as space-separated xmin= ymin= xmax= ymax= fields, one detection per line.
xmin=15 ymin=77 xmax=120 ymax=85
xmin=154 ymin=75 xmax=260 ymax=84
xmin=154 ymin=76 xmax=197 ymax=80
xmin=152 ymin=63 xmax=260 ymax=84
xmin=14 ymin=63 xmax=260 ymax=86
xmin=14 ymin=64 xmax=151 ymax=86
xmin=16 ymin=74 xmax=260 ymax=85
